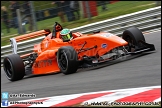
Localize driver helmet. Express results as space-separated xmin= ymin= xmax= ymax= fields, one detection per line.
xmin=60 ymin=29 xmax=73 ymax=41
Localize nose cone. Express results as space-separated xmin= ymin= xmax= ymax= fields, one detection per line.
xmin=113 ymin=35 xmax=128 ymax=45
xmin=93 ymin=32 xmax=128 ymax=46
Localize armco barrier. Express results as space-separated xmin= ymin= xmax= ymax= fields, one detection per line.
xmin=1 ymin=6 xmax=161 ymax=65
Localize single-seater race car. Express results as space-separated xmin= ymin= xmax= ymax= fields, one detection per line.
xmin=3 ymin=22 xmax=155 ymax=81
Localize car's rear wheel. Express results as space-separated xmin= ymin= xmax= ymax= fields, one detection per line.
xmin=3 ymin=54 xmax=25 ymax=81
xmin=122 ymin=27 xmax=145 ymax=52
xmin=57 ymin=46 xmax=79 ymax=75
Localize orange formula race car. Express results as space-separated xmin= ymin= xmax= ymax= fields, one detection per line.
xmin=3 ymin=22 xmax=155 ymax=81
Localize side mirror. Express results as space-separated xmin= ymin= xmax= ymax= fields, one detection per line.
xmin=52 ymin=22 xmax=63 ymax=39
xmin=44 ymin=29 xmax=51 ymax=36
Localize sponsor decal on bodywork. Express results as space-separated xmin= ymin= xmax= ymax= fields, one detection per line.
xmin=34 ymin=59 xmax=52 ymax=68
xmin=101 ymin=43 xmax=107 ymax=48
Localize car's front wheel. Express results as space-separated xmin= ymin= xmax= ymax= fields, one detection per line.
xmin=57 ymin=46 xmax=79 ymax=75
xmin=122 ymin=27 xmax=146 ymax=52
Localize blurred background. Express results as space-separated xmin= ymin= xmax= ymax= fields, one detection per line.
xmin=1 ymin=1 xmax=161 ymax=46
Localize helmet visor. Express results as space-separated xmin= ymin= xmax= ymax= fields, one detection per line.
xmin=60 ymin=29 xmax=73 ymax=41
xmin=62 ymin=33 xmax=72 ymax=40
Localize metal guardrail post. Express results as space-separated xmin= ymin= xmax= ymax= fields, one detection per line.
xmin=85 ymin=1 xmax=91 ymax=20
xmin=30 ymin=1 xmax=37 ymax=31
xmin=16 ymin=9 xmax=23 ymax=34
xmin=79 ymin=1 xmax=84 ymax=18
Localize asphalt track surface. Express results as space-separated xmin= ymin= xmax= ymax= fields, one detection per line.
xmin=1 ymin=31 xmax=161 ymax=101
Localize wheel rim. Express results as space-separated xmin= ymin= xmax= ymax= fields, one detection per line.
xmin=4 ymin=58 xmax=13 ymax=79
xmin=58 ymin=51 xmax=68 ymax=70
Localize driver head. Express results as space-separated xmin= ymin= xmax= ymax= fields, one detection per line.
xmin=60 ymin=29 xmax=73 ymax=42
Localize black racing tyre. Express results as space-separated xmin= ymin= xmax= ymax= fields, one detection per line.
xmin=122 ymin=27 xmax=146 ymax=52
xmin=3 ymin=54 xmax=25 ymax=81
xmin=57 ymin=46 xmax=79 ymax=75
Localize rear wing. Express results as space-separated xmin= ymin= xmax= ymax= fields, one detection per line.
xmin=10 ymin=29 xmax=51 ymax=55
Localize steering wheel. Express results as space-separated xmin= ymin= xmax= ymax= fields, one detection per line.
xmin=51 ymin=22 xmax=63 ymax=39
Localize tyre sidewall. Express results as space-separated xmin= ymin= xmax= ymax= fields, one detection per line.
xmin=123 ymin=27 xmax=146 ymax=48
xmin=57 ymin=46 xmax=78 ymax=74
xmin=3 ymin=54 xmax=25 ymax=81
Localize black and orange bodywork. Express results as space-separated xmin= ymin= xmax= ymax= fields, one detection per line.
xmin=31 ymin=31 xmax=128 ymax=74
xmin=10 ymin=22 xmax=155 ymax=76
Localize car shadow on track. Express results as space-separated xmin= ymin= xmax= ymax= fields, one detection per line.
xmin=24 ymin=72 xmax=61 ymax=79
